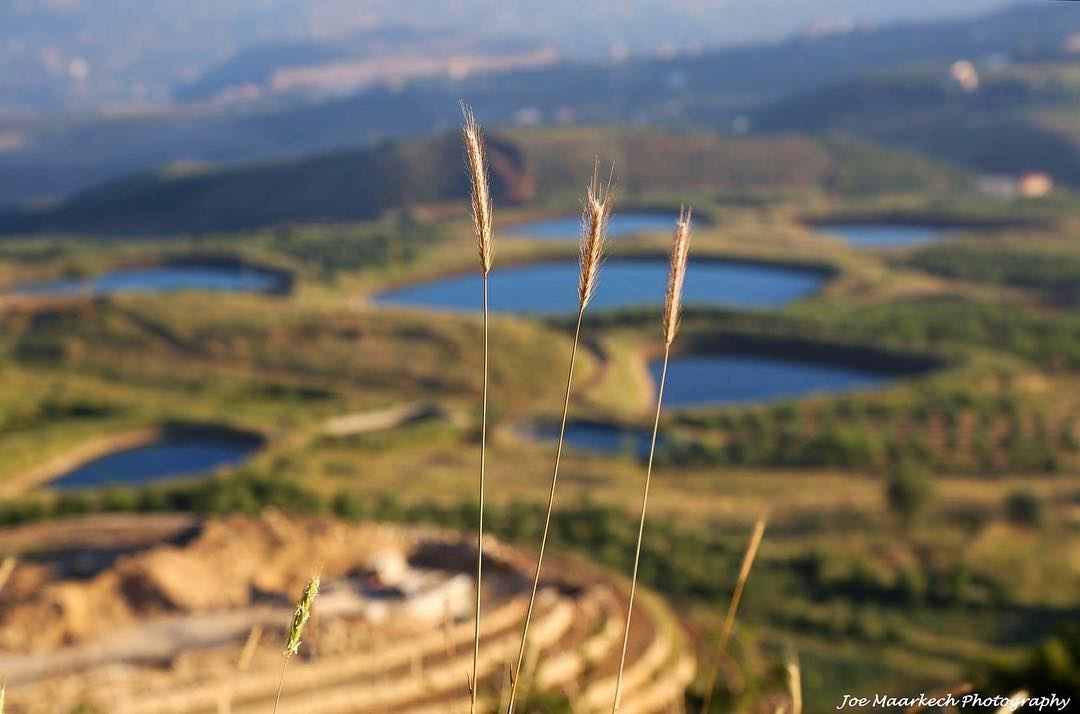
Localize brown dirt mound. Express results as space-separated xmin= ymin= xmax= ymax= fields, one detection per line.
xmin=0 ymin=512 xmax=413 ymax=654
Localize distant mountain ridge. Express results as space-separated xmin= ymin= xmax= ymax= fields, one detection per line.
xmin=0 ymin=0 xmax=1016 ymax=111
xmin=752 ymin=62 xmax=1080 ymax=184
xmin=0 ymin=129 xmax=963 ymax=237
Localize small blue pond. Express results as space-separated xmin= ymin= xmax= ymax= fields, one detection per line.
xmin=48 ymin=438 xmax=259 ymax=490
xmin=376 ymin=259 xmax=822 ymax=314
xmin=11 ymin=265 xmax=287 ymax=297
xmin=508 ymin=213 xmax=681 ymax=240
xmin=816 ymin=224 xmax=946 ymax=248
xmin=654 ymin=355 xmax=895 ymax=409
xmin=524 ymin=421 xmax=659 ymax=459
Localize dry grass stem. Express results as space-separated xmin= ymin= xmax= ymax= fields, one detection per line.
xmin=786 ymin=651 xmax=802 ymax=714
xmin=610 ymin=210 xmax=693 ymax=713
xmin=507 ymin=172 xmax=612 ymax=714
xmin=462 ymin=102 xmax=496 ymax=714
xmin=237 ymin=624 xmax=263 ymax=671
xmin=699 ymin=516 xmax=767 ymax=714
xmin=0 ymin=556 xmax=16 ymax=596
xmin=462 ymin=103 xmax=493 ymax=277
xmin=663 ymin=207 xmax=692 ymax=346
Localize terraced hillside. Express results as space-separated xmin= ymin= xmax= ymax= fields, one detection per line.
xmin=0 ymin=513 xmax=693 ymax=714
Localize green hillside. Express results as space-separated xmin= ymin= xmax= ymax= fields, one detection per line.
xmin=753 ymin=62 xmax=1080 ymax=184
xmin=0 ymin=129 xmax=966 ymax=237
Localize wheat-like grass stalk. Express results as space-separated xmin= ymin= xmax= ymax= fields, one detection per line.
xmin=462 ymin=104 xmax=494 ymax=277
xmin=1 ymin=681 xmax=5 ymax=714
xmin=662 ymin=207 xmax=692 ymax=346
xmin=610 ymin=207 xmax=692 ymax=713
xmin=786 ymin=651 xmax=802 ymax=714
xmin=220 ymin=624 xmax=263 ymax=714
xmin=462 ymin=102 xmax=495 ymax=714
xmin=237 ymin=624 xmax=263 ymax=672
xmin=578 ymin=163 xmax=611 ymax=309
xmin=0 ymin=556 xmax=16 ymax=596
xmin=273 ymin=575 xmax=320 ymax=714
xmin=699 ymin=515 xmax=767 ymax=714
xmin=506 ymin=166 xmax=612 ymax=714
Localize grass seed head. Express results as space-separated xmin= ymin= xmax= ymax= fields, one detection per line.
xmin=284 ymin=575 xmax=320 ymax=657
xmin=663 ymin=207 xmax=693 ymax=346
xmin=579 ymin=162 xmax=613 ymax=309
xmin=462 ymin=103 xmax=494 ymax=277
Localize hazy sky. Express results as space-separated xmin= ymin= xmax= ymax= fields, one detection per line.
xmin=0 ymin=0 xmax=1028 ymax=110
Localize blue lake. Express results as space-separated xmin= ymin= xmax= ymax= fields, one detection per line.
xmin=376 ymin=259 xmax=823 ymax=314
xmin=524 ymin=355 xmax=899 ymax=456
xmin=48 ymin=438 xmax=259 ymax=490
xmin=11 ymin=265 xmax=287 ymax=297
xmin=509 ymin=213 xmax=681 ymax=240
xmin=816 ymin=224 xmax=945 ymax=248
xmin=654 ymin=355 xmax=895 ymax=409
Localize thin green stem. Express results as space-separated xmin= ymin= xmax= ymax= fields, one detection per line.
xmin=470 ymin=277 xmax=490 ymax=714
xmin=611 ymin=344 xmax=670 ymax=713
xmin=506 ymin=307 xmax=586 ymax=714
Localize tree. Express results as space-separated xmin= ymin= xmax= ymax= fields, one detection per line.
xmin=1003 ymin=490 xmax=1045 ymax=528
xmin=885 ymin=460 xmax=935 ymax=527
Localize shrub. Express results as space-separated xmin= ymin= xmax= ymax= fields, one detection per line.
xmin=1003 ymin=490 xmax=1045 ymax=527
xmin=332 ymin=491 xmax=370 ymax=521
xmin=885 ymin=460 xmax=935 ymax=527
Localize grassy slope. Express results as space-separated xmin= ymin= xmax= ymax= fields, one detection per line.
xmin=753 ymin=61 xmax=1080 ymax=184
xmin=0 ymin=128 xmax=967 ymax=237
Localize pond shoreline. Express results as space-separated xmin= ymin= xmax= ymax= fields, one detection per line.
xmin=7 ymin=423 xmax=265 ymax=495
xmin=517 ymin=332 xmax=941 ymax=455
xmin=369 ymin=252 xmax=835 ymax=310
xmin=802 ymin=212 xmax=1043 ymax=231
xmin=681 ymin=332 xmax=942 ymax=377
xmin=1 ymin=255 xmax=293 ymax=298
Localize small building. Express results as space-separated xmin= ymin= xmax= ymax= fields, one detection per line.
xmin=949 ymin=60 xmax=979 ymax=92
xmin=1018 ymin=171 xmax=1053 ymax=198
xmin=976 ymin=172 xmax=1053 ymax=200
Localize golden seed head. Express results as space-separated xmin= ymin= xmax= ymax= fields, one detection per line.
xmin=284 ymin=575 xmax=320 ymax=657
xmin=579 ymin=163 xmax=613 ymax=309
xmin=662 ymin=206 xmax=693 ymax=345
xmin=461 ymin=103 xmax=493 ymax=277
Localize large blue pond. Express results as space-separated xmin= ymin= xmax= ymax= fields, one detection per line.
xmin=48 ymin=437 xmax=259 ymax=490
xmin=508 ymin=212 xmax=681 ymax=240
xmin=525 ymin=355 xmax=899 ymax=456
xmin=654 ymin=355 xmax=895 ymax=409
xmin=816 ymin=224 xmax=946 ymax=248
xmin=376 ymin=259 xmax=823 ymax=314
xmin=10 ymin=265 xmax=287 ymax=298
